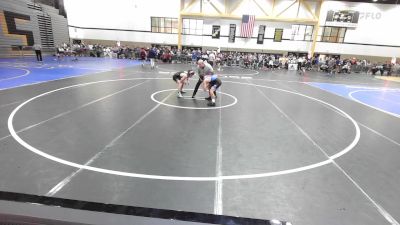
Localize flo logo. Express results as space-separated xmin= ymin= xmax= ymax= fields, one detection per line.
xmin=0 ymin=10 xmax=34 ymax=46
xmin=359 ymin=12 xmax=382 ymax=20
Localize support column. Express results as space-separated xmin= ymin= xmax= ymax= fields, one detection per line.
xmin=178 ymin=0 xmax=184 ymax=50
xmin=309 ymin=0 xmax=323 ymax=57
xmin=224 ymin=0 xmax=227 ymax=14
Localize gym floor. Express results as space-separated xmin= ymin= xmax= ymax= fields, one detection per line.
xmin=0 ymin=57 xmax=400 ymax=225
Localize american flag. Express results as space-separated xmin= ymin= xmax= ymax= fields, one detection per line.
xmin=240 ymin=15 xmax=255 ymax=38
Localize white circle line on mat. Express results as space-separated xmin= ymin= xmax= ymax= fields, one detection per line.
xmin=8 ymin=78 xmax=360 ymax=181
xmin=0 ymin=67 xmax=30 ymax=82
xmin=348 ymin=89 xmax=400 ymax=119
xmin=151 ymin=89 xmax=238 ymax=110
xmin=157 ymin=65 xmax=259 ymax=76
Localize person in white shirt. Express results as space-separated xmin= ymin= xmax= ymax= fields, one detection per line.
xmin=202 ymin=53 xmax=208 ymax=61
xmin=105 ymin=47 xmax=112 ymax=58
xmin=33 ymin=44 xmax=42 ymax=61
xmin=297 ymin=57 xmax=305 ymax=71
xmin=267 ymin=58 xmax=273 ymax=69
xmin=208 ymin=51 xmax=216 ymax=67
xmin=172 ymin=70 xmax=195 ymax=97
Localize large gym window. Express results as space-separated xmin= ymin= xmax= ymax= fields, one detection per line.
xmin=151 ymin=17 xmax=178 ymax=34
xmin=318 ymin=26 xmax=346 ymax=43
xmin=182 ymin=19 xmax=203 ymax=35
xmin=291 ymin=25 xmax=314 ymax=41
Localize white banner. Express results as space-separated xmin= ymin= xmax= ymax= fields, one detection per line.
xmin=325 ymin=10 xmax=359 ymax=28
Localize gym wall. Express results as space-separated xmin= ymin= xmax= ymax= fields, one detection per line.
xmin=0 ymin=0 xmax=69 ymax=57
xmin=183 ymin=19 xmax=311 ymax=53
xmin=65 ymin=0 xmax=400 ymax=57
xmin=316 ymin=1 xmax=400 ymax=58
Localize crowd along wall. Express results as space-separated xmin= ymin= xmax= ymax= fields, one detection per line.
xmin=64 ymin=0 xmax=400 ymax=57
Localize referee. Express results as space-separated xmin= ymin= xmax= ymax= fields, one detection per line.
xmin=192 ymin=59 xmax=214 ymax=98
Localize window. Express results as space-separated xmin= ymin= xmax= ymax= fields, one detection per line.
xmin=319 ymin=26 xmax=346 ymax=43
xmin=151 ymin=17 xmax=178 ymax=34
xmin=182 ymin=19 xmax=203 ymax=35
xmin=304 ymin=26 xmax=313 ymax=41
xmin=291 ymin=25 xmax=314 ymax=41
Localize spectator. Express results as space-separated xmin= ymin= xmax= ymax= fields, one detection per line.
xmin=208 ymin=51 xmax=215 ymax=67
xmin=148 ymin=47 xmax=157 ymax=69
xmin=33 ymin=43 xmax=42 ymax=62
xmin=139 ymin=48 xmax=147 ymax=66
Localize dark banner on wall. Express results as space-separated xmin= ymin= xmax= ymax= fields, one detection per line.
xmin=72 ymin=39 xmax=82 ymax=44
xmin=257 ymin=25 xmax=265 ymax=44
xmin=274 ymin=28 xmax=283 ymax=42
xmin=326 ymin=10 xmax=359 ymax=28
xmin=212 ymin=25 xmax=220 ymax=39
xmin=228 ymin=24 xmax=236 ymax=43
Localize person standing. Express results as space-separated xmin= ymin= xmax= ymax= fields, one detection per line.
xmin=33 ymin=43 xmax=42 ymax=61
xmin=192 ymin=59 xmax=214 ymax=98
xmin=297 ymin=57 xmax=306 ymax=75
xmin=148 ymin=47 xmax=157 ymax=69
xmin=139 ymin=48 xmax=147 ymax=66
xmin=191 ymin=50 xmax=197 ymax=64
xmin=208 ymin=51 xmax=215 ymax=67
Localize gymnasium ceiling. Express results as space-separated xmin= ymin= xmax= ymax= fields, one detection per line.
xmin=334 ymin=0 xmax=399 ymax=4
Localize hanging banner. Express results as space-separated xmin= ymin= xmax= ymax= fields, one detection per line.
xmin=228 ymin=24 xmax=236 ymax=43
xmin=274 ymin=28 xmax=283 ymax=42
xmin=257 ymin=25 xmax=265 ymax=44
xmin=212 ymin=25 xmax=220 ymax=39
xmin=326 ymin=10 xmax=360 ymax=28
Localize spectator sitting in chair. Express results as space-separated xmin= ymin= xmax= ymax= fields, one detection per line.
xmin=377 ymin=64 xmax=384 ymax=75
xmin=383 ymin=62 xmax=392 ymax=76
xmin=341 ymin=63 xmax=351 ymax=74
xmin=320 ymin=64 xmax=329 ymax=73
xmin=370 ymin=64 xmax=379 ymax=75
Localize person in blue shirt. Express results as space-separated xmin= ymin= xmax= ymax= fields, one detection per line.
xmin=203 ymin=74 xmax=222 ymax=107
xmin=191 ymin=50 xmax=197 ymax=64
xmin=148 ymin=47 xmax=157 ymax=69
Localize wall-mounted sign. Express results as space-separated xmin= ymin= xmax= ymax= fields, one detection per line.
xmin=228 ymin=24 xmax=236 ymax=43
xmin=2 ymin=11 xmax=34 ymax=46
xmin=359 ymin=12 xmax=381 ymax=20
xmin=212 ymin=25 xmax=220 ymax=39
xmin=326 ymin=10 xmax=359 ymax=28
xmin=257 ymin=25 xmax=265 ymax=44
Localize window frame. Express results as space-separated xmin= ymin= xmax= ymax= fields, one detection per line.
xmin=182 ymin=18 xmax=203 ymax=35
xmin=151 ymin=17 xmax=178 ymax=34
xmin=304 ymin=25 xmax=314 ymax=41
xmin=319 ymin=26 xmax=346 ymax=43
xmin=291 ymin=24 xmax=314 ymax=41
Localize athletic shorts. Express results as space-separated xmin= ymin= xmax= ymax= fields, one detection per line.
xmin=172 ymin=74 xmax=181 ymax=82
xmin=209 ymin=78 xmax=221 ymax=91
xmin=204 ymin=74 xmax=217 ymax=82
